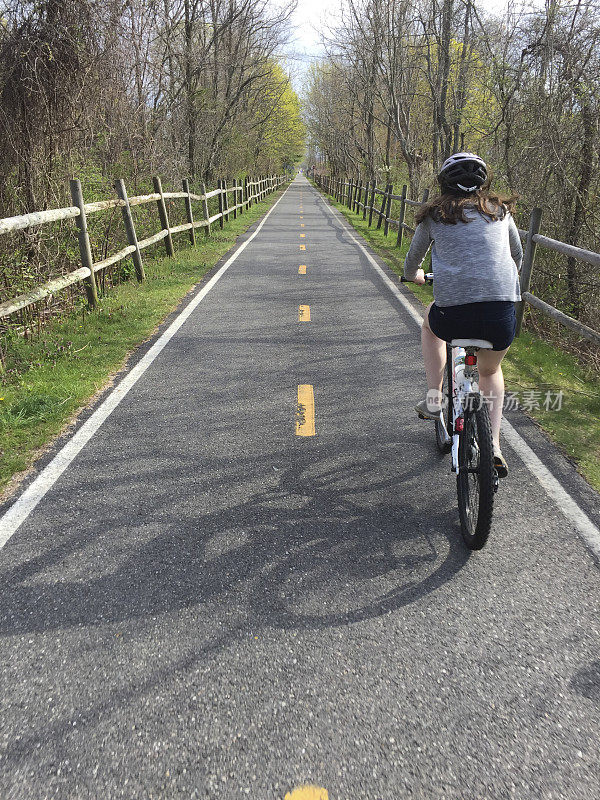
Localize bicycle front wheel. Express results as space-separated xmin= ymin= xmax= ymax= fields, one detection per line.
xmin=457 ymin=397 xmax=495 ymax=550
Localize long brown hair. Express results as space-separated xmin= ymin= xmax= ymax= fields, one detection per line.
xmin=416 ymin=178 xmax=518 ymax=226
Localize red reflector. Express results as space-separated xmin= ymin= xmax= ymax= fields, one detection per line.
xmin=455 ymin=417 xmax=464 ymax=432
xmin=465 ymin=354 xmax=477 ymax=366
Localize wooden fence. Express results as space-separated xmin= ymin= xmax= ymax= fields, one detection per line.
xmin=315 ymin=174 xmax=600 ymax=347
xmin=0 ymin=174 xmax=287 ymax=322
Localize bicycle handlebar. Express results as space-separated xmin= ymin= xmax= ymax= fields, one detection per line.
xmin=400 ymin=273 xmax=434 ymax=284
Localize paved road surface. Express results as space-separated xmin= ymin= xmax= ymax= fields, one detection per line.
xmin=1 ymin=177 xmax=599 ymax=799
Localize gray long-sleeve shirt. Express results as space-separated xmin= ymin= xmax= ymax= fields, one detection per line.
xmin=403 ymin=207 xmax=523 ymax=307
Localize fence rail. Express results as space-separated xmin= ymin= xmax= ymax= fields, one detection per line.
xmin=314 ymin=174 xmax=599 ymax=347
xmin=0 ymin=174 xmax=287 ymax=323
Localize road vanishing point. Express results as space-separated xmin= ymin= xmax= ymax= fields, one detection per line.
xmin=1 ymin=176 xmax=599 ymax=799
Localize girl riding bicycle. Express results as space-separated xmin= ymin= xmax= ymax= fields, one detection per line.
xmin=404 ymin=152 xmax=523 ymax=477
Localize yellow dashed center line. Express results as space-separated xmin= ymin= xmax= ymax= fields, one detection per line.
xmin=298 ymin=264 xmax=307 ymax=274
xmin=300 ymin=223 xmax=305 ymax=227
xmin=300 ymin=233 xmax=305 ymax=238
xmin=300 ymin=244 xmax=306 ymax=250
xmin=298 ymin=304 xmax=310 ymax=321
xmin=295 ymin=385 xmax=316 ymax=437
xmin=285 ymin=786 xmax=328 ymax=800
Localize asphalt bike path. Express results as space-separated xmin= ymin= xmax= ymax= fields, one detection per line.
xmin=1 ymin=177 xmax=599 ymax=799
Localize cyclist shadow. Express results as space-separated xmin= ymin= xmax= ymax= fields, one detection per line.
xmin=246 ymin=450 xmax=471 ymax=631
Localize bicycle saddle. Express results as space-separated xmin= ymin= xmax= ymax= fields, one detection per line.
xmin=451 ymin=338 xmax=494 ymax=349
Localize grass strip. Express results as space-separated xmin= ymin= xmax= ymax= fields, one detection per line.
xmin=321 ymin=189 xmax=600 ymax=493
xmin=0 ymin=189 xmax=286 ymax=498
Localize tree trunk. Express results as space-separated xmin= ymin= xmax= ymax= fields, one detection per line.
xmin=565 ymin=102 xmax=594 ymax=319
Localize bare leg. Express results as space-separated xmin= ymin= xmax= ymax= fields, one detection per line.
xmin=477 ymin=347 xmax=509 ymax=448
xmin=422 ymin=303 xmax=447 ymax=393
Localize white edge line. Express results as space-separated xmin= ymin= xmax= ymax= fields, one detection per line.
xmin=320 ymin=193 xmax=600 ymax=561
xmin=0 ymin=184 xmax=291 ymax=548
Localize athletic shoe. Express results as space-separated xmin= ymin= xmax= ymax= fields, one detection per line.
xmin=415 ymin=399 xmax=442 ymax=422
xmin=493 ymin=445 xmax=509 ymax=478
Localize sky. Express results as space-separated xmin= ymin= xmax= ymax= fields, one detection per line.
xmin=283 ymin=0 xmax=542 ymax=92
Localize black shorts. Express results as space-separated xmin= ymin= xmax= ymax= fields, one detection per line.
xmin=428 ymin=301 xmax=517 ymax=351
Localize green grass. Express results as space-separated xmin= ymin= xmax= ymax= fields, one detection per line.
xmin=0 ymin=191 xmax=285 ymax=496
xmin=321 ymin=188 xmax=600 ymax=493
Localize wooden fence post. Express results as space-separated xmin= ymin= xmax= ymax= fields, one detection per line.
xmin=152 ymin=176 xmax=174 ymax=257
xmin=421 ymin=188 xmax=430 ymax=204
xmin=377 ymin=183 xmax=389 ymax=230
xmin=114 ymin=179 xmax=145 ymax=281
xmin=224 ymin=179 xmax=231 ymax=222
xmin=396 ymin=184 xmax=407 ymax=248
xmin=182 ymin=178 xmax=196 ymax=246
xmin=384 ymin=184 xmax=393 ymax=236
xmin=217 ymin=179 xmax=225 ymax=228
xmin=70 ymin=179 xmax=99 ymax=307
xmin=363 ymin=181 xmax=370 ymax=220
xmin=233 ymin=180 xmax=238 ymax=219
xmin=516 ymin=207 xmax=542 ymax=335
xmin=201 ymin=182 xmax=211 ymax=237
xmin=368 ymin=182 xmax=377 ymax=226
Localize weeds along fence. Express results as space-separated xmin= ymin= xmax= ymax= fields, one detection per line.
xmin=315 ymin=174 xmax=600 ymax=349
xmin=0 ymin=174 xmax=287 ymax=339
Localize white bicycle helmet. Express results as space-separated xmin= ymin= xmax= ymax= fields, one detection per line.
xmin=439 ymin=152 xmax=488 ymax=193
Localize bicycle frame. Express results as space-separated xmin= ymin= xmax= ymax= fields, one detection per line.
xmin=437 ymin=344 xmax=480 ymax=474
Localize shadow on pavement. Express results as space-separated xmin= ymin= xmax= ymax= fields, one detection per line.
xmin=0 ymin=443 xmax=469 ymax=638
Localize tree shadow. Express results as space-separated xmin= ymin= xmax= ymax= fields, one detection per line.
xmin=570 ymin=661 xmax=600 ymax=703
xmin=0 ymin=442 xmax=468 ymax=638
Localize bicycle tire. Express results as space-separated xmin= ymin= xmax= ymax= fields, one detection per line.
xmin=435 ymin=344 xmax=453 ymax=454
xmin=456 ymin=396 xmax=495 ymax=550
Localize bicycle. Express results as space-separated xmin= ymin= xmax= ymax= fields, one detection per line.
xmin=402 ymin=273 xmax=499 ymax=550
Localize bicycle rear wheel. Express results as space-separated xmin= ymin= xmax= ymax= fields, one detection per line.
xmin=435 ymin=344 xmax=452 ymax=453
xmin=457 ymin=396 xmax=495 ymax=549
